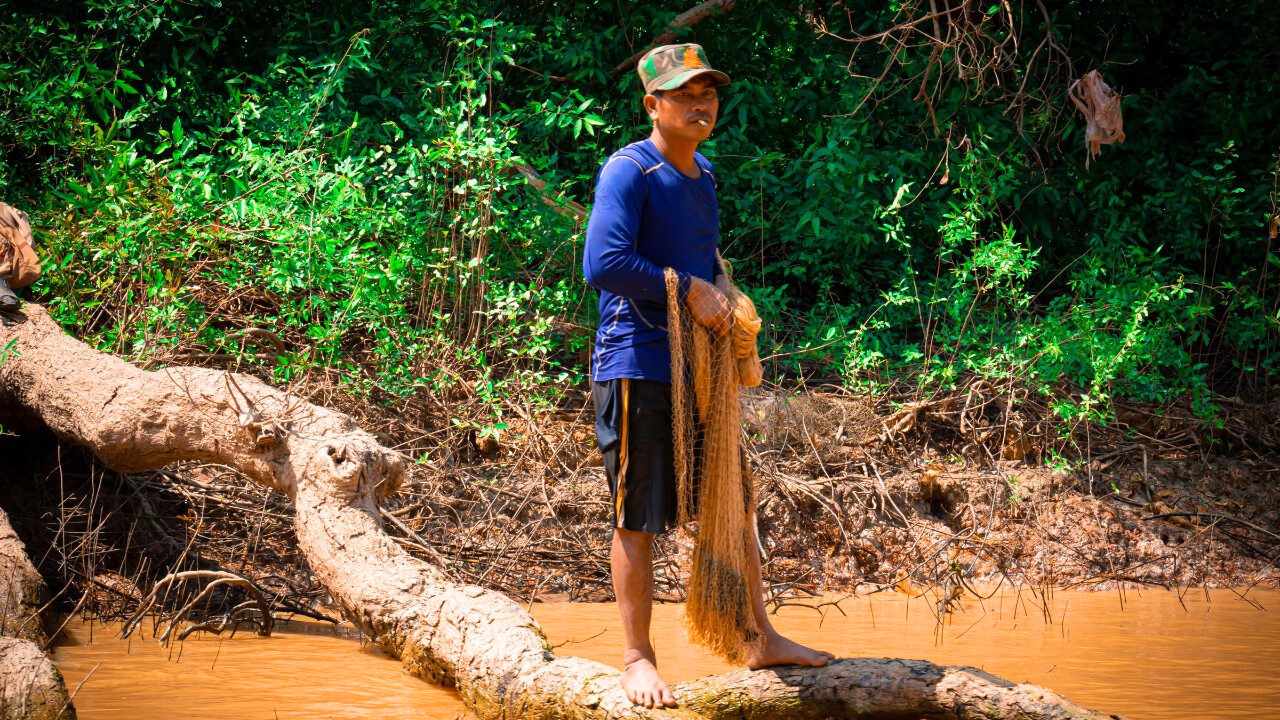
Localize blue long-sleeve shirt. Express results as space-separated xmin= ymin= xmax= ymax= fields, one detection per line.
xmin=583 ymin=139 xmax=722 ymax=383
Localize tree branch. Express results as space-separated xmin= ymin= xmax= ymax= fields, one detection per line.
xmin=612 ymin=0 xmax=737 ymax=76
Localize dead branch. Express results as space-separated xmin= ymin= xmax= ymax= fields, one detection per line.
xmin=612 ymin=0 xmax=737 ymax=75
xmin=811 ymin=0 xmax=1076 ymax=135
xmin=513 ymin=163 xmax=587 ymax=219
xmin=120 ymin=569 xmax=274 ymax=645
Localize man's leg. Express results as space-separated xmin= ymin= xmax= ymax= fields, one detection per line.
xmin=612 ymin=527 xmax=678 ymax=708
xmin=742 ymin=513 xmax=835 ymax=669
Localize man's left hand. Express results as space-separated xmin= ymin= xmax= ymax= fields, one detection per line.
xmin=686 ymin=276 xmax=732 ymax=336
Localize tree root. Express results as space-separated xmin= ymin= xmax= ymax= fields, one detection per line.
xmin=120 ymin=570 xmax=274 ymax=645
xmin=0 ymin=304 xmax=1118 ymax=720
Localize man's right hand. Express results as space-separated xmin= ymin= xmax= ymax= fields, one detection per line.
xmin=685 ymin=276 xmax=733 ymax=336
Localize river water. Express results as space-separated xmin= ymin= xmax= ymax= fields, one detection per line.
xmin=53 ymin=588 xmax=1279 ymax=719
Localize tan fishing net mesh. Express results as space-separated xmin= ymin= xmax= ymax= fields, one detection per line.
xmin=663 ymin=256 xmax=764 ymax=662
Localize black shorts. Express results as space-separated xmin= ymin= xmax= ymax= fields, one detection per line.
xmin=593 ymin=378 xmax=692 ymax=535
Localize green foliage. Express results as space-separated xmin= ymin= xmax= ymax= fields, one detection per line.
xmin=2 ymin=0 xmax=1277 ymax=433
xmin=0 ymin=338 xmax=17 ymax=366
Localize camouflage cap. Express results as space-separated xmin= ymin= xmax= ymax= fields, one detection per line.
xmin=637 ymin=43 xmax=730 ymax=94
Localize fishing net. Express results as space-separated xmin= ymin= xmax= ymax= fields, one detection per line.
xmin=663 ymin=256 xmax=765 ymax=662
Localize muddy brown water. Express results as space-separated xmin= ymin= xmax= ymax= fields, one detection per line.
xmin=54 ymin=588 xmax=1278 ymax=719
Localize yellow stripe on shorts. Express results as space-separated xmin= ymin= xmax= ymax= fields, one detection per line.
xmin=615 ymin=379 xmax=630 ymax=527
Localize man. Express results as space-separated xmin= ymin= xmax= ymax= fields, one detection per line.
xmin=582 ymin=43 xmax=833 ymax=710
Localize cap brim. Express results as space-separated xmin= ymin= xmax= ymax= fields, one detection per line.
xmin=655 ymin=68 xmax=731 ymax=91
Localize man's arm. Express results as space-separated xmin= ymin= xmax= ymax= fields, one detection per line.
xmin=582 ymin=155 xmax=729 ymax=333
xmin=583 ymin=157 xmax=678 ymax=302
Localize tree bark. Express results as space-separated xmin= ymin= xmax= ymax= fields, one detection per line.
xmin=0 ymin=508 xmax=46 ymax=644
xmin=0 ymin=305 xmax=1118 ymax=720
xmin=0 ymin=638 xmax=72 ymax=720
xmin=0 ymin=506 xmax=75 ymax=720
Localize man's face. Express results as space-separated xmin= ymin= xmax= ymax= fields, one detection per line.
xmin=645 ymin=76 xmax=720 ymax=142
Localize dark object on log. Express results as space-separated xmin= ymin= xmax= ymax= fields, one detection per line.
xmin=0 ymin=304 xmax=1117 ymax=719
xmin=0 ymin=279 xmax=17 ymax=314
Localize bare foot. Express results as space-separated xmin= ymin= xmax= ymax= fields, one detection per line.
xmin=746 ymin=630 xmax=835 ymax=669
xmin=621 ymin=656 xmax=678 ymax=709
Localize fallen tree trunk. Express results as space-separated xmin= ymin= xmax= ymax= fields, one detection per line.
xmin=0 ymin=638 xmax=72 ymax=720
xmin=0 ymin=506 xmax=75 ymax=720
xmin=0 ymin=507 xmax=46 ymax=644
xmin=0 ymin=304 xmax=1117 ymax=720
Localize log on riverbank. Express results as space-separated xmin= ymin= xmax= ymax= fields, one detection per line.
xmin=0 ymin=303 xmax=1117 ymax=720
xmin=0 ymin=638 xmax=72 ymax=720
xmin=0 ymin=505 xmax=74 ymax=720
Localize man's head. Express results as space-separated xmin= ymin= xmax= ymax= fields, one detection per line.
xmin=637 ymin=43 xmax=730 ymax=143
